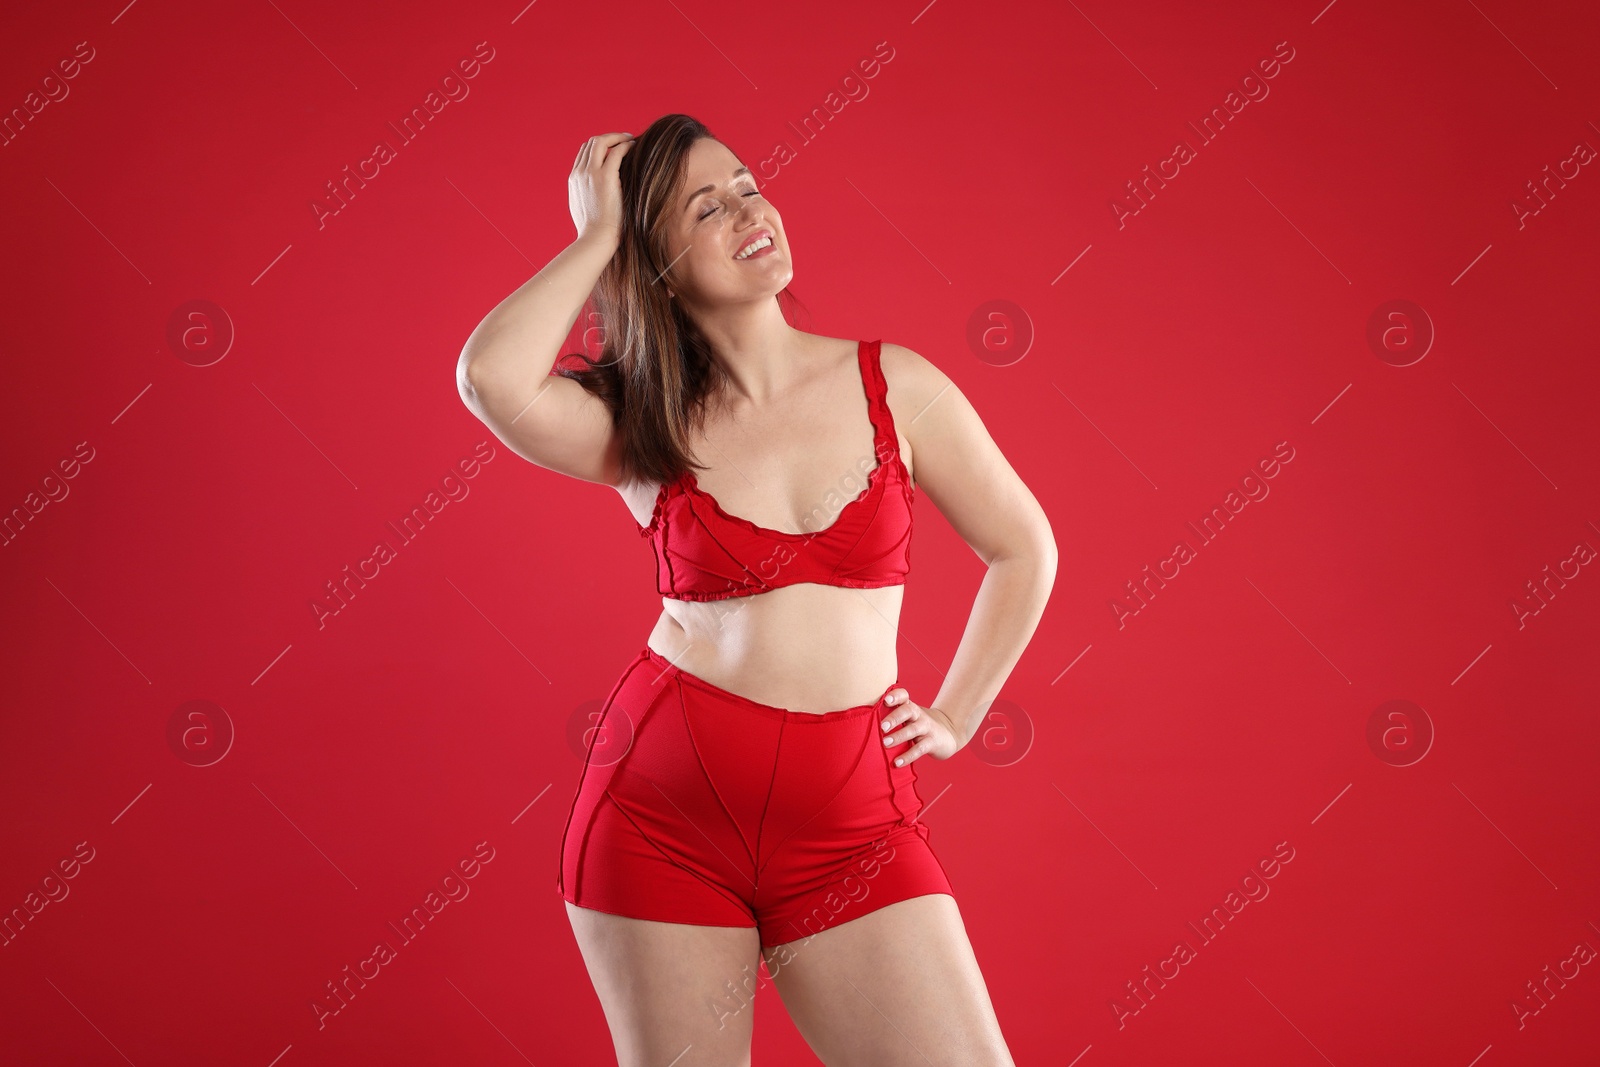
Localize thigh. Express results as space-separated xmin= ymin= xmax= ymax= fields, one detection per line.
xmin=761 ymin=894 xmax=1015 ymax=1067
xmin=566 ymin=902 xmax=764 ymax=1067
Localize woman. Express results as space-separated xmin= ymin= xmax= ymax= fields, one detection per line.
xmin=457 ymin=114 xmax=1055 ymax=1067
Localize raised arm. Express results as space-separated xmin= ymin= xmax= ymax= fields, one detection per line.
xmin=456 ymin=132 xmax=634 ymax=486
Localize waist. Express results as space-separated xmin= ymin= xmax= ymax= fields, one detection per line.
xmin=647 ymin=589 xmax=903 ymax=715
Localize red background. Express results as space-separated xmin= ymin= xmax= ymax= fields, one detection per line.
xmin=4 ymin=0 xmax=1599 ymax=1064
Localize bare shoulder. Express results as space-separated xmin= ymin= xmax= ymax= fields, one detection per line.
xmin=877 ymin=341 xmax=1054 ymax=564
xmin=876 ymin=342 xmax=965 ymax=488
xmin=878 ymin=340 xmax=961 ymax=428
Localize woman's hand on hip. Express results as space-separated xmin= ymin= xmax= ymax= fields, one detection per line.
xmin=879 ymin=691 xmax=963 ymax=766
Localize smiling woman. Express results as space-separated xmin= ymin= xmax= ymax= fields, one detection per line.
xmin=455 ymin=113 xmax=1052 ymax=1066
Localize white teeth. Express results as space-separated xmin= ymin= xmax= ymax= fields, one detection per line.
xmin=735 ymin=236 xmax=772 ymax=260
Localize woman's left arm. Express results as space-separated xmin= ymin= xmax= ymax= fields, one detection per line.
xmin=877 ymin=343 xmax=1059 ymax=764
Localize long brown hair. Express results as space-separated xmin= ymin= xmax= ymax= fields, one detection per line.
xmin=554 ymin=113 xmax=808 ymax=486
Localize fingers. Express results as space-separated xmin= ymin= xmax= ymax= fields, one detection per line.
xmin=897 ymin=734 xmax=935 ymax=766
xmin=886 ymin=712 xmax=933 ymax=766
xmin=601 ymin=136 xmax=633 ymax=172
xmin=879 ymin=694 xmax=956 ymax=765
xmin=573 ymin=133 xmax=632 ymax=173
xmin=881 ymin=700 xmax=928 ymax=749
xmin=589 ymin=132 xmax=633 ymax=168
xmin=878 ymin=689 xmax=912 ymax=734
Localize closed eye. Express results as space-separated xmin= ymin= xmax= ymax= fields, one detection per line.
xmin=698 ymin=189 xmax=762 ymax=220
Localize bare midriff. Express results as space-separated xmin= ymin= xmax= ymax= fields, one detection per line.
xmin=646 ymin=582 xmax=905 ymax=715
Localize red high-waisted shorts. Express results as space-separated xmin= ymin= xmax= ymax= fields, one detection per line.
xmin=558 ymin=646 xmax=954 ymax=949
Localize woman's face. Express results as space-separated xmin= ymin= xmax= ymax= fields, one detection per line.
xmin=659 ymin=138 xmax=793 ymax=310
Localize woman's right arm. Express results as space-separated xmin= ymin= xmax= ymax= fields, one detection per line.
xmin=456 ymin=132 xmax=634 ymax=485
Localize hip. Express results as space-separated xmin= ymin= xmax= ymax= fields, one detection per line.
xmin=565 ymin=645 xmax=930 ymax=844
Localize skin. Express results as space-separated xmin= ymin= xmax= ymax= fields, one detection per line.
xmin=462 ymin=132 xmax=1055 ymax=1065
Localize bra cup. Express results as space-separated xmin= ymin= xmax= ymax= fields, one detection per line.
xmin=641 ymin=340 xmax=914 ymax=602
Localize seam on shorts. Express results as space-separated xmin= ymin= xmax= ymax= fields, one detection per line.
xmin=679 ymin=674 xmax=760 ymax=873
xmin=880 ymin=714 xmax=913 ymax=824
xmin=560 ymin=649 xmax=652 ymax=897
xmin=751 ymin=713 xmax=785 ymax=892
xmin=603 ymin=788 xmax=754 ymax=919
xmin=753 ymin=715 xmax=876 ymax=882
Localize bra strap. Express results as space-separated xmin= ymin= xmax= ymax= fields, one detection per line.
xmin=858 ymin=339 xmax=894 ymax=452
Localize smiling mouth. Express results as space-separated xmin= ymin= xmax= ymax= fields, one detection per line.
xmin=734 ymin=234 xmax=774 ymax=260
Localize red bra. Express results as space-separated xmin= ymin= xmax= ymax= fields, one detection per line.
xmin=638 ymin=339 xmax=914 ymax=602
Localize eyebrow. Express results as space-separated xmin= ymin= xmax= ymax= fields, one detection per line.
xmin=684 ymin=167 xmax=752 ymax=212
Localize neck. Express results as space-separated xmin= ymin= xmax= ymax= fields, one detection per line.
xmin=684 ymin=298 xmax=803 ymax=403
